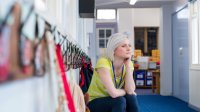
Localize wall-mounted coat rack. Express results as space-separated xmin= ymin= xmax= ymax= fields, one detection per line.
xmin=0 ymin=1 xmax=91 ymax=83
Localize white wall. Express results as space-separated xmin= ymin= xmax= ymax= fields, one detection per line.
xmin=0 ymin=0 xmax=95 ymax=111
xmin=65 ymin=0 xmax=95 ymax=83
xmin=172 ymin=0 xmax=200 ymax=110
xmin=159 ymin=5 xmax=173 ymax=96
xmin=87 ymin=19 xmax=97 ymax=66
xmin=0 ymin=75 xmax=57 ymax=112
xmin=189 ymin=70 xmax=200 ymax=109
xmin=66 ymin=0 xmax=77 ymax=39
xmin=118 ymin=9 xmax=134 ymax=48
xmin=132 ymin=8 xmax=160 ymax=27
xmin=187 ymin=3 xmax=200 ymax=112
xmin=0 ymin=1 xmax=60 ymax=111
xmin=117 ymin=8 xmax=160 ymax=50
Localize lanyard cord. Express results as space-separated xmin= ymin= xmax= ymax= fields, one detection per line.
xmin=112 ymin=62 xmax=124 ymax=88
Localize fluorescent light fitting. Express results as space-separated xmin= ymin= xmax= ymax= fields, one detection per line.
xmin=130 ymin=0 xmax=138 ymax=5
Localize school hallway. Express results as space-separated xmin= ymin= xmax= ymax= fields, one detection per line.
xmin=1 ymin=0 xmax=200 ymax=112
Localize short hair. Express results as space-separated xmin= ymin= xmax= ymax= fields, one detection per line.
xmin=105 ymin=33 xmax=129 ymax=61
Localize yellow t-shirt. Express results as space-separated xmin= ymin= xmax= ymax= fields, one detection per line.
xmin=87 ymin=57 xmax=134 ymax=102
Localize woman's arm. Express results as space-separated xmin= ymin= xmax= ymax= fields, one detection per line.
xmin=124 ymin=59 xmax=136 ymax=95
xmin=97 ymin=68 xmax=126 ymax=98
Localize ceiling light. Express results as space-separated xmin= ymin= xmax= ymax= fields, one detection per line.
xmin=129 ymin=0 xmax=138 ymax=5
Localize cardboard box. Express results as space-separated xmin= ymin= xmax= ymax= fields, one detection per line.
xmin=137 ymin=56 xmax=149 ymax=70
xmin=149 ymin=62 xmax=157 ymax=69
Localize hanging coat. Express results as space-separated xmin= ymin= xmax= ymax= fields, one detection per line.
xmin=79 ymin=63 xmax=93 ymax=94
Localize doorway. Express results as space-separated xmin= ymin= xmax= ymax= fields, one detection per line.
xmin=134 ymin=27 xmax=159 ymax=56
xmin=172 ymin=5 xmax=189 ymax=102
xmin=134 ymin=27 xmax=159 ymax=95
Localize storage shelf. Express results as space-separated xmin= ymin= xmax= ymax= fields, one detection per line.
xmin=133 ymin=70 xmax=153 ymax=88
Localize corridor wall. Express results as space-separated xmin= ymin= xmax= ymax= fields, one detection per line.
xmin=0 ymin=0 xmax=95 ymax=112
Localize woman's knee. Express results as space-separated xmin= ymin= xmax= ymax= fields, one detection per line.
xmin=125 ymin=94 xmax=140 ymax=112
xmin=125 ymin=94 xmax=137 ymax=100
xmin=114 ymin=96 xmax=126 ymax=108
xmin=125 ymin=94 xmax=139 ymax=103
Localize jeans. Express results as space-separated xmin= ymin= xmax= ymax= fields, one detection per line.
xmin=88 ymin=94 xmax=140 ymax=112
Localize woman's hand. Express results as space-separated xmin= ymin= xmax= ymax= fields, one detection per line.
xmin=126 ymin=90 xmax=137 ymax=95
xmin=97 ymin=68 xmax=127 ymax=98
xmin=124 ymin=57 xmax=131 ymax=68
xmin=124 ymin=57 xmax=136 ymax=94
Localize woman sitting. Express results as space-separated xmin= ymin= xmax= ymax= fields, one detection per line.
xmin=87 ymin=33 xmax=140 ymax=112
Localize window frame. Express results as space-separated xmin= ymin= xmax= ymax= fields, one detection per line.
xmin=96 ymin=9 xmax=117 ymax=22
xmin=97 ymin=28 xmax=114 ymax=48
xmin=190 ymin=0 xmax=200 ymax=70
xmin=134 ymin=27 xmax=159 ymax=56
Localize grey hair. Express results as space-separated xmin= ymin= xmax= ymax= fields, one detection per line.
xmin=106 ymin=33 xmax=129 ymax=61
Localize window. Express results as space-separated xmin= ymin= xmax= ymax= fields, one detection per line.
xmin=97 ymin=28 xmax=113 ymax=48
xmin=97 ymin=9 xmax=116 ymax=20
xmin=190 ymin=0 xmax=200 ymax=68
xmin=35 ymin=0 xmax=47 ymax=11
xmin=134 ymin=27 xmax=158 ymax=56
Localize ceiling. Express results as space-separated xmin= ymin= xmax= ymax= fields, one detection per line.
xmin=95 ymin=0 xmax=176 ymax=9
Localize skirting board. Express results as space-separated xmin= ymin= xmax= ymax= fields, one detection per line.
xmin=189 ymin=104 xmax=200 ymax=112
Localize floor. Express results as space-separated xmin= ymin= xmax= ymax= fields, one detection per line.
xmin=136 ymin=88 xmax=156 ymax=95
xmin=137 ymin=95 xmax=197 ymax=112
xmin=135 ymin=89 xmax=197 ymax=112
